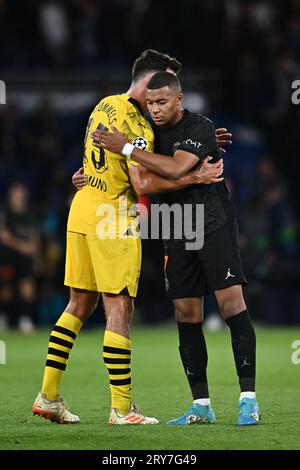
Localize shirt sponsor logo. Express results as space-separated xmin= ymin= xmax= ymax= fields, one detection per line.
xmin=183 ymin=139 xmax=203 ymax=149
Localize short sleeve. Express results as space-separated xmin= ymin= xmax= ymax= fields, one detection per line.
xmin=126 ymin=132 xmax=154 ymax=169
xmin=89 ymin=105 xmax=114 ymax=133
xmin=176 ymin=116 xmax=218 ymax=160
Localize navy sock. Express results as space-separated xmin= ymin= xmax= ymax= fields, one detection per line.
xmin=226 ymin=310 xmax=256 ymax=392
xmin=177 ymin=322 xmax=209 ymax=400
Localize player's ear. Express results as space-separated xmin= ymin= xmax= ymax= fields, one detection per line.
xmin=177 ymin=93 xmax=183 ymax=106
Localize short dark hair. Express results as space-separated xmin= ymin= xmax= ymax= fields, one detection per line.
xmin=147 ymin=71 xmax=182 ymax=92
xmin=132 ymin=49 xmax=181 ymax=82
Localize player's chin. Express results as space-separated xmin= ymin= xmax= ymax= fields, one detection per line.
xmin=152 ymin=117 xmax=165 ymax=126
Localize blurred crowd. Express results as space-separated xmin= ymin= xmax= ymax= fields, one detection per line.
xmin=0 ymin=0 xmax=300 ymax=330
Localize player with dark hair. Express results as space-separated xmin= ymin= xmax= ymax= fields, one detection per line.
xmin=32 ymin=51 xmax=223 ymax=426
xmin=132 ymin=49 xmax=182 ymax=82
xmin=91 ymin=71 xmax=260 ymax=426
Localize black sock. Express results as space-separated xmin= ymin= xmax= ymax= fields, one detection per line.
xmin=225 ymin=310 xmax=256 ymax=392
xmin=177 ymin=322 xmax=209 ymax=400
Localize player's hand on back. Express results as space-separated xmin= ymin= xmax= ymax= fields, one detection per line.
xmin=91 ymin=125 xmax=128 ymax=155
xmin=72 ymin=167 xmax=87 ymax=190
xmin=215 ymin=128 xmax=232 ymax=155
xmin=191 ymin=156 xmax=224 ymax=185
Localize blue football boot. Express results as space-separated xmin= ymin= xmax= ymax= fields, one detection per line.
xmin=166 ymin=403 xmax=216 ymax=425
xmin=237 ymin=397 xmax=260 ymax=426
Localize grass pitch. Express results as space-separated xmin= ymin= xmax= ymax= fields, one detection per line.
xmin=0 ymin=324 xmax=300 ymax=450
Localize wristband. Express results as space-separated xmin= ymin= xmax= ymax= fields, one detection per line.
xmin=122 ymin=143 xmax=135 ymax=159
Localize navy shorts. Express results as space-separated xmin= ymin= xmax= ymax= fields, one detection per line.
xmin=163 ymin=219 xmax=247 ymax=299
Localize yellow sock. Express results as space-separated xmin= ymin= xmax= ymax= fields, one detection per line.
xmin=103 ymin=330 xmax=131 ymax=415
xmin=41 ymin=312 xmax=82 ymax=400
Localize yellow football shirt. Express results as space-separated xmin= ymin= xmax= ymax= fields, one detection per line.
xmin=67 ymin=94 xmax=154 ymax=236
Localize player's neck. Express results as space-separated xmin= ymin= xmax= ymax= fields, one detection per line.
xmin=172 ymin=108 xmax=184 ymax=126
xmin=163 ymin=109 xmax=184 ymax=128
xmin=127 ymin=74 xmax=155 ymax=114
xmin=126 ymin=85 xmax=147 ymax=114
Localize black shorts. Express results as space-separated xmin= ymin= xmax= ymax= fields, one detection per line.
xmin=163 ymin=218 xmax=247 ymax=299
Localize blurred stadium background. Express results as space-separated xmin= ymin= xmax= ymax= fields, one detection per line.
xmin=0 ymin=0 xmax=300 ymax=332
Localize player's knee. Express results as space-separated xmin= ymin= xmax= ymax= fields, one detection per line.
xmin=67 ymin=297 xmax=97 ymax=320
xmin=118 ymin=302 xmax=134 ymax=323
xmin=175 ymin=308 xmax=197 ymax=323
xmin=219 ymin=298 xmax=244 ymax=318
xmin=105 ymin=298 xmax=134 ymax=322
xmin=104 ymin=302 xmax=133 ymax=337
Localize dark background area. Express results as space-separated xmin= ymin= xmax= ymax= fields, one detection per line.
xmin=0 ymin=0 xmax=300 ymax=331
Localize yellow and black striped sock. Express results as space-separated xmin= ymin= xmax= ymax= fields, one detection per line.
xmin=41 ymin=312 xmax=83 ymax=400
xmin=103 ymin=330 xmax=131 ymax=415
